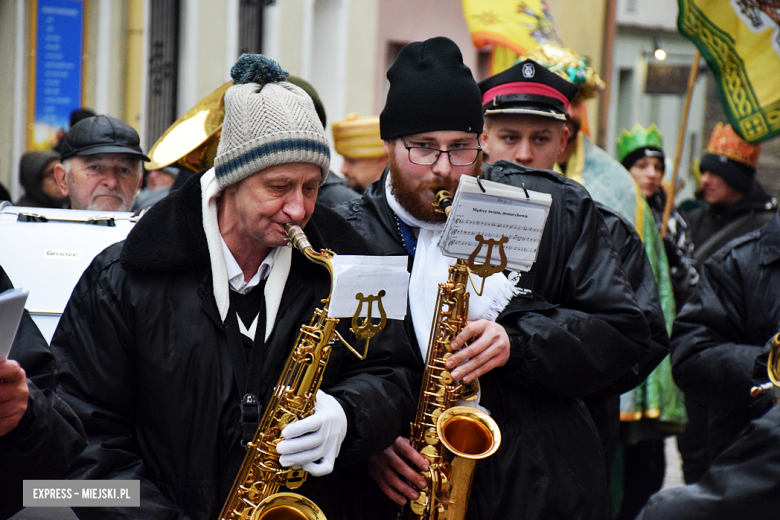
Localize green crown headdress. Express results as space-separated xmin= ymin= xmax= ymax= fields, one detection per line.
xmin=617 ymin=123 xmax=664 ymax=162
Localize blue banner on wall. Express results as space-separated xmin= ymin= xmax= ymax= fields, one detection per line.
xmin=31 ymin=0 xmax=84 ymax=150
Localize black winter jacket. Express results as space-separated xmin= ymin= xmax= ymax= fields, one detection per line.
xmin=637 ymin=402 xmax=780 ymax=520
xmin=582 ymin=202 xmax=671 ymax=472
xmin=646 ymin=188 xmax=698 ymax=307
xmin=51 ymin=171 xmax=420 ymax=520
xmin=317 ymin=170 xmax=359 ymax=209
xmin=335 ymin=163 xmax=654 ymax=520
xmin=0 ymin=266 xmax=87 ymax=520
xmin=683 ymin=181 xmax=777 ymax=268
xmin=485 ymin=166 xmax=670 ymax=477
xmin=671 ymin=213 xmax=780 ymax=461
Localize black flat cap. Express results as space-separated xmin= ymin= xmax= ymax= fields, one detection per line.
xmin=60 ymin=115 xmax=150 ymax=161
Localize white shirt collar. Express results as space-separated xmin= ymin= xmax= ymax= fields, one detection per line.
xmin=220 ymin=236 xmax=274 ymax=295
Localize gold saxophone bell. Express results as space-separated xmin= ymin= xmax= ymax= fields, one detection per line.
xmin=432 ymin=407 xmax=502 ymax=520
xmin=250 ymin=493 xmax=327 ymax=520
xmin=437 ymin=406 xmax=501 ymax=461
xmin=750 ymin=332 xmax=780 ymax=397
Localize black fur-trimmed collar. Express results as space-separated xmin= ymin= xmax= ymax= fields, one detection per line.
xmin=121 ymin=169 xmax=374 ymax=273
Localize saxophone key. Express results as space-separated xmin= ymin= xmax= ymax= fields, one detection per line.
xmin=236 ymin=510 xmax=254 ymax=520
xmin=284 ymin=468 xmax=307 ymax=490
xmin=421 ymin=444 xmax=439 ymax=461
xmin=424 ymin=427 xmax=439 ymax=446
xmin=242 ymin=482 xmax=263 ymax=502
xmin=411 ymin=491 xmax=429 ymax=516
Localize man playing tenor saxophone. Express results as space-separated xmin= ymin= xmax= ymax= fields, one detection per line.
xmin=336 ymin=36 xmax=654 ymax=519
xmin=49 ymin=54 xmax=420 ymax=519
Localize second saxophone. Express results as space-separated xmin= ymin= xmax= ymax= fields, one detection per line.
xmin=400 ymin=190 xmax=503 ymax=520
xmin=219 ymin=224 xmax=385 ymax=520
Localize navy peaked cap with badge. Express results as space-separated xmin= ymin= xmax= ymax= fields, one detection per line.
xmin=380 ymin=36 xmax=483 ymax=140
xmin=479 ymin=59 xmax=578 ymax=121
xmin=60 ymin=115 xmax=150 ymax=161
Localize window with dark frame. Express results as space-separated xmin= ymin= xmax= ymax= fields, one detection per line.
xmin=145 ymin=0 xmax=181 ymax=148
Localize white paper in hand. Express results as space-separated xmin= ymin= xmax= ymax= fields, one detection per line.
xmin=328 ymin=256 xmax=409 ymax=320
xmin=0 ymin=288 xmax=29 ymax=361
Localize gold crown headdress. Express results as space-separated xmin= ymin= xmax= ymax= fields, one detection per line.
xmin=331 ymin=113 xmax=385 ymax=159
xmin=706 ymin=122 xmax=761 ymax=167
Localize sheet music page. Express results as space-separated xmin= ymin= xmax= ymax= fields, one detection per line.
xmin=329 ymin=255 xmax=409 ymax=320
xmin=439 ymin=176 xmax=552 ymax=272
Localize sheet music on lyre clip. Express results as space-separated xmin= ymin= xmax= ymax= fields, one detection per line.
xmin=329 ymin=255 xmax=409 ymax=320
xmin=438 ymin=176 xmax=552 ymax=272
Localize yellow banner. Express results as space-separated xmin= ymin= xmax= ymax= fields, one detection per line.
xmin=678 ymin=0 xmax=780 ymax=143
xmin=462 ymin=0 xmax=562 ymax=75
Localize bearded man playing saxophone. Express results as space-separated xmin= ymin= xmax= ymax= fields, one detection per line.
xmin=335 ymin=36 xmax=654 ymax=520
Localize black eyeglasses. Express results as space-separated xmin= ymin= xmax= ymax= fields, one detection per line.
xmin=400 ymin=137 xmax=482 ymax=166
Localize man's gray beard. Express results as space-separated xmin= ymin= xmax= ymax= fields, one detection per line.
xmin=69 ymin=181 xmax=131 ymax=212
xmin=86 ymin=195 xmax=131 ymax=212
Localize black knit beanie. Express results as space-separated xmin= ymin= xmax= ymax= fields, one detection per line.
xmin=621 ymin=146 xmax=666 ymax=172
xmin=700 ymin=153 xmax=756 ymax=194
xmin=380 ymin=37 xmax=483 ymax=140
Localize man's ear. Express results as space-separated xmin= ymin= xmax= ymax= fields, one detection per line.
xmin=383 ymin=140 xmax=394 ymax=157
xmin=558 ymin=124 xmax=570 ymax=155
xmin=480 ymin=130 xmax=491 ymax=158
xmin=53 ymin=162 xmax=69 ymax=197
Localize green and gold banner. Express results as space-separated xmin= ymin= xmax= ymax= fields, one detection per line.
xmin=678 ymin=0 xmax=780 ymax=143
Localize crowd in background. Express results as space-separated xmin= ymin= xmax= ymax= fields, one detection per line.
xmin=1 ymin=36 xmax=779 ymax=520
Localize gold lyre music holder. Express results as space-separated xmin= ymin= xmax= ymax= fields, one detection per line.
xmin=348 ymin=290 xmax=388 ymax=359
xmin=466 ymin=235 xmax=509 ymax=296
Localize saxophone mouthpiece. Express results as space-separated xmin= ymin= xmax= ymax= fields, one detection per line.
xmin=433 ymin=190 xmax=453 ymax=216
xmin=284 ymin=223 xmax=311 ymax=251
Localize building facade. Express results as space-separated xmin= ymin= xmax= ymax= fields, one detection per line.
xmin=4 ymin=0 xmax=739 ymax=203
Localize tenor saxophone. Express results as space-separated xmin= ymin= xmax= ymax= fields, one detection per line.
xmin=399 ymin=191 xmax=503 ymax=520
xmin=219 ymin=224 xmax=383 ymax=520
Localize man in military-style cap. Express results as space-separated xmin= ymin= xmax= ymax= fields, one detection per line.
xmin=478 ymin=59 xmax=674 ymax=518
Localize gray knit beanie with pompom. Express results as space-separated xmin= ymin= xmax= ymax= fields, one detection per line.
xmin=214 ymin=54 xmax=330 ymax=191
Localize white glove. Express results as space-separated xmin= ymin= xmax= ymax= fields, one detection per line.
xmin=277 ymin=389 xmax=347 ymax=476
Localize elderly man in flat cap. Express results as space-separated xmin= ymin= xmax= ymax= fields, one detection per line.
xmin=53 ymin=115 xmax=148 ymax=212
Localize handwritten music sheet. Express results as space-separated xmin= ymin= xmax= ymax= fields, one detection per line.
xmin=439 ymin=176 xmax=552 ymax=272
xmin=329 ymin=255 xmax=409 ymax=320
